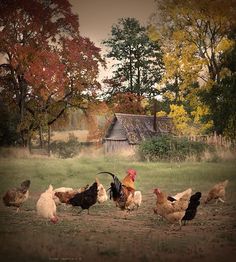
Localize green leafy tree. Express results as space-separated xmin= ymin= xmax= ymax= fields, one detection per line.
xmin=103 ymin=17 xmax=163 ymax=99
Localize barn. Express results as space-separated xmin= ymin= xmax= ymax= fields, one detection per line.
xmin=103 ymin=113 xmax=174 ymax=154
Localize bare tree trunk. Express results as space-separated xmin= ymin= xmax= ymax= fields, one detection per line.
xmin=28 ymin=133 xmax=32 ymax=154
xmin=39 ymin=125 xmax=44 ymax=148
xmin=137 ymin=63 xmax=141 ymax=95
xmin=47 ymin=125 xmax=51 ymax=156
xmin=18 ymin=75 xmax=28 ymax=147
xmin=153 ymin=99 xmax=157 ymax=132
xmin=129 ymin=47 xmax=133 ymax=91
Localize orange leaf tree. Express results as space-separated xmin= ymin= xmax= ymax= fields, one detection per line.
xmin=0 ymin=0 xmax=104 ymax=147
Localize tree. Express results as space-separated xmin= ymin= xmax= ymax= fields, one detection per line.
xmin=168 ymin=104 xmax=191 ymax=135
xmin=109 ymin=92 xmax=146 ymax=114
xmin=151 ymin=0 xmax=236 ymax=137
xmin=103 ymin=17 xmax=163 ymax=99
xmin=0 ymin=0 xmax=104 ymax=148
xmin=200 ymin=42 xmax=236 ymax=139
xmin=0 ymin=98 xmax=20 ymax=146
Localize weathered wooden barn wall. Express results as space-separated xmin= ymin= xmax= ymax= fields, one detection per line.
xmin=108 ymin=120 xmax=126 ymax=140
xmin=103 ymin=117 xmax=129 ymax=154
xmin=104 ymin=139 xmax=130 ymax=154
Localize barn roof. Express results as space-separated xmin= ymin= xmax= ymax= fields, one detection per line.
xmin=104 ymin=113 xmax=174 ymax=145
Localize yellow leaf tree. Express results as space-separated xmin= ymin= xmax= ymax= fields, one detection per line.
xmin=150 ymin=0 xmax=236 ymax=136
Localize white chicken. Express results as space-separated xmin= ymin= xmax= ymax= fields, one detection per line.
xmin=126 ymin=191 xmax=142 ymax=211
xmin=97 ymin=183 xmax=108 ymax=203
xmin=36 ymin=185 xmax=58 ymax=223
xmin=54 ymin=187 xmax=74 ymax=193
xmin=96 ymin=178 xmax=108 ymax=204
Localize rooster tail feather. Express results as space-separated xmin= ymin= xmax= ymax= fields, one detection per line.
xmin=96 ymin=171 xmax=116 ymax=179
xmin=96 ymin=171 xmax=122 ymax=192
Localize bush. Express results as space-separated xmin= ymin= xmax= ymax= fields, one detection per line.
xmin=50 ymin=133 xmax=81 ymax=158
xmin=138 ymin=135 xmax=214 ymax=162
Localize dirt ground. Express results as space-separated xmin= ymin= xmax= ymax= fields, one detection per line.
xmin=0 ymin=191 xmax=236 ymax=262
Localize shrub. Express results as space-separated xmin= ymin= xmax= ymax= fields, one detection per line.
xmin=138 ymin=135 xmax=214 ymax=162
xmin=50 ymin=133 xmax=81 ymax=158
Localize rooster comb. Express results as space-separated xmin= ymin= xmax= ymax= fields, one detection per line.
xmin=127 ymin=169 xmax=137 ymax=176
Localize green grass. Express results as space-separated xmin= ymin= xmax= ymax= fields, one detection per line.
xmin=0 ymin=156 xmax=235 ymax=194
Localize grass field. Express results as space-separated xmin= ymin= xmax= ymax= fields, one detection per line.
xmin=0 ymin=155 xmax=236 ymax=262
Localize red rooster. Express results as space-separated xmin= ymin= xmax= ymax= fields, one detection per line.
xmin=98 ymin=169 xmax=140 ymax=211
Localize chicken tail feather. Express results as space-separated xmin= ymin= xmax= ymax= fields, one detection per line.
xmin=96 ymin=171 xmax=116 ymax=179
xmin=97 ymin=171 xmax=122 ymax=199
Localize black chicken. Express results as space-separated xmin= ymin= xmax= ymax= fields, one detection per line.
xmin=68 ymin=182 xmax=98 ymax=214
xmin=182 ymin=192 xmax=202 ymax=224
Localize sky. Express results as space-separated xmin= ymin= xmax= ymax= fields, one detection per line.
xmin=69 ymin=0 xmax=156 ymax=80
xmin=70 ymin=0 xmax=155 ymax=46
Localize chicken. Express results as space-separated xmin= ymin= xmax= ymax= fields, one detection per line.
xmin=54 ymin=190 xmax=79 ymax=204
xmin=168 ymin=188 xmax=192 ymax=202
xmin=36 ymin=185 xmax=58 ymax=223
xmin=54 ymin=185 xmax=89 ymax=205
xmin=68 ymin=182 xmax=98 ymax=214
xmin=2 ymin=180 xmax=31 ymax=212
xmin=205 ymin=180 xmax=229 ymax=204
xmin=97 ymin=169 xmax=141 ymax=211
xmin=182 ymin=192 xmax=202 ymax=225
xmin=96 ymin=178 xmax=108 ymax=204
xmin=153 ymin=188 xmax=191 ymax=229
xmin=53 ymin=187 xmax=74 ymax=205
xmin=126 ymin=191 xmax=142 ymax=211
xmin=122 ymin=169 xmax=136 ymax=190
xmin=54 ymin=187 xmax=74 ymax=193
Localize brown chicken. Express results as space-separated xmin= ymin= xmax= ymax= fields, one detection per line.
xmin=153 ymin=188 xmax=191 ymax=229
xmin=3 ymin=180 xmax=31 ymax=212
xmin=205 ymin=180 xmax=229 ymax=204
xmin=54 ymin=185 xmax=89 ymax=204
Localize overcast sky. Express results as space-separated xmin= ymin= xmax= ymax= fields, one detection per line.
xmin=69 ymin=0 xmax=155 ymax=80
xmin=70 ymin=0 xmax=155 ymax=46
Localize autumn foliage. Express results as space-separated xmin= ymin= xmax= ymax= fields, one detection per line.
xmin=109 ymin=92 xmax=146 ymax=114
xmin=0 ymin=0 xmax=104 ymax=146
xmin=150 ymin=0 xmax=236 ymax=138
